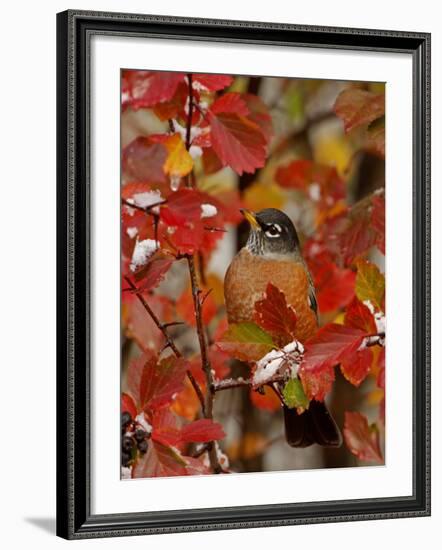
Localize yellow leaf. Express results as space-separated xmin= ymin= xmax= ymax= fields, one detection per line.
xmin=243 ymin=180 xmax=284 ymax=212
xmin=355 ymin=260 xmax=385 ymax=311
xmin=163 ymin=133 xmax=193 ymax=178
xmin=314 ymin=135 xmax=353 ymax=177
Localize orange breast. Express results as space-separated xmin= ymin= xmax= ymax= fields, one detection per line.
xmin=224 ymin=249 xmax=317 ymax=343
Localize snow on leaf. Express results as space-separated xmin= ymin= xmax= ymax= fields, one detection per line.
xmin=160 ymin=188 xmax=209 ymax=226
xmin=209 ymin=112 xmax=267 ymax=175
xmin=132 ymin=189 xmax=164 ymax=210
xmin=122 ymin=137 xmax=168 ymax=184
xmin=254 ymin=283 xmax=297 ymax=346
xmin=216 ymin=322 xmax=275 ymax=362
xmin=200 ymin=203 xmax=218 ymax=219
xmin=180 ymin=419 xmax=225 ymax=443
xmin=210 ymin=92 xmax=249 ymax=116
xmin=252 ymin=341 xmax=304 ymax=386
xmin=130 ymin=239 xmax=158 ymax=272
xmin=299 ymin=324 xmax=367 ymax=400
xmin=333 ymin=88 xmax=385 ymax=133
xmin=122 ymin=70 xmax=184 ymax=110
xmin=355 ymin=259 xmax=385 ymax=312
xmin=192 ymin=74 xmax=233 ymax=91
xmin=343 ymin=411 xmax=383 ymax=463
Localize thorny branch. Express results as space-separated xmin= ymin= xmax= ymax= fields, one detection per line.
xmin=123 ymin=275 xmax=206 ymax=415
xmin=186 ymin=255 xmax=222 ymax=473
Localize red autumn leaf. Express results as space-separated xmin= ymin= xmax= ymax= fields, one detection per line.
xmin=151 ymin=408 xmax=182 ymax=447
xmin=275 ymin=160 xmax=345 ymax=212
xmin=250 ymin=386 xmax=281 ymax=412
xmin=121 ymin=392 xmax=137 ymax=419
xmin=134 ymin=255 xmax=174 ymax=292
xmin=209 ymin=112 xmax=267 ymax=175
xmin=139 ymin=355 xmax=188 ymax=411
xmin=127 ymin=352 xmax=187 ymax=412
xmin=254 ymin=283 xmax=297 ymax=345
xmin=122 ymin=137 xmax=168 ymax=184
xmin=132 ymin=441 xmax=188 ymax=478
xmin=123 ymin=294 xmax=172 ymax=353
xmin=304 ymin=242 xmax=355 ymax=313
xmin=160 ymin=188 xmax=219 ymax=226
xmin=152 ymin=81 xmax=188 ymax=121
xmin=242 ymin=93 xmax=274 ymax=142
xmin=193 ymin=74 xmax=233 ymax=91
xmin=122 ymin=70 xmax=184 ymax=110
xmin=340 ymin=347 xmax=373 ymax=387
xmin=371 ymin=193 xmax=385 ymax=254
xmin=202 ymin=147 xmax=224 ymax=175
xmin=299 ymin=324 xmax=366 ymax=400
xmin=343 ymin=411 xmax=383 ymax=463
xmin=180 ymin=419 xmax=225 ymax=443
xmin=210 ymin=92 xmax=249 ymax=116
xmin=344 ymin=297 xmax=377 ymax=334
xmin=333 ymin=88 xmax=385 ymax=133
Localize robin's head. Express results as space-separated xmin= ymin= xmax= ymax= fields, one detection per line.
xmin=241 ymin=208 xmax=300 ymax=257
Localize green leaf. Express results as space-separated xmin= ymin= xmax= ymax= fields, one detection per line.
xmin=355 ymin=260 xmax=385 ymax=311
xmin=216 ymin=322 xmax=275 ymax=362
xmin=282 ymin=378 xmax=309 ymax=410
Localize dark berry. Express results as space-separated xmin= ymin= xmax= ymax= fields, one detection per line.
xmin=121 ymin=451 xmax=131 ymax=467
xmin=135 ymin=429 xmax=148 ymax=442
xmin=122 ymin=436 xmax=134 ymax=453
xmin=121 ymin=411 xmax=132 ymax=431
xmin=138 ymin=439 xmax=148 ymax=453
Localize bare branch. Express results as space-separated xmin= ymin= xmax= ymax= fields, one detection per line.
xmin=123 ymin=275 xmax=206 ymax=415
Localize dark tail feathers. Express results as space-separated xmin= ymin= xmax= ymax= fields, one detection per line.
xmin=283 ymin=400 xmax=342 ymax=448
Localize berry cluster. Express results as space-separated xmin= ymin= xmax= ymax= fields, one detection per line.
xmin=121 ymin=411 xmax=150 ymax=467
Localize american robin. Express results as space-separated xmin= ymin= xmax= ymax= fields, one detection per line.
xmin=224 ymin=208 xmax=342 ymax=448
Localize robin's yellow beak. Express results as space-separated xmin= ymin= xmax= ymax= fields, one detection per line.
xmin=240 ymin=209 xmax=260 ymax=230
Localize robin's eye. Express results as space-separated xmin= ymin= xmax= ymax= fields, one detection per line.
xmin=264 ymin=224 xmax=282 ymax=238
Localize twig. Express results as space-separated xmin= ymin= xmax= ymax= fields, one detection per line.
xmin=214 ymin=373 xmax=287 ymax=392
xmin=186 ymin=255 xmax=222 ymax=473
xmin=123 ymin=276 xmax=206 ymax=415
xmin=122 ymin=197 xmax=166 ymax=214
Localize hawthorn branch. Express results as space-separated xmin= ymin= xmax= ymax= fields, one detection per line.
xmin=122 ymin=197 xmax=166 ymax=214
xmin=214 ymin=373 xmax=288 ymax=392
xmin=123 ymin=275 xmax=206 ymax=415
xmin=186 ymin=255 xmax=222 ymax=473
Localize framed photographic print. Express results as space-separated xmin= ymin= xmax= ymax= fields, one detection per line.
xmin=56 ymin=10 xmax=431 ymax=539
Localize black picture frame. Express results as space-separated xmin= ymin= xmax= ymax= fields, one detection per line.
xmin=56 ymin=9 xmax=431 ymax=540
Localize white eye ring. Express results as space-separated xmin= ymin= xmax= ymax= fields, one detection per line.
xmin=265 ymin=223 xmax=282 ymax=238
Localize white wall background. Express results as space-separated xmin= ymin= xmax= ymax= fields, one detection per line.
xmin=0 ymin=0 xmax=439 ymax=548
